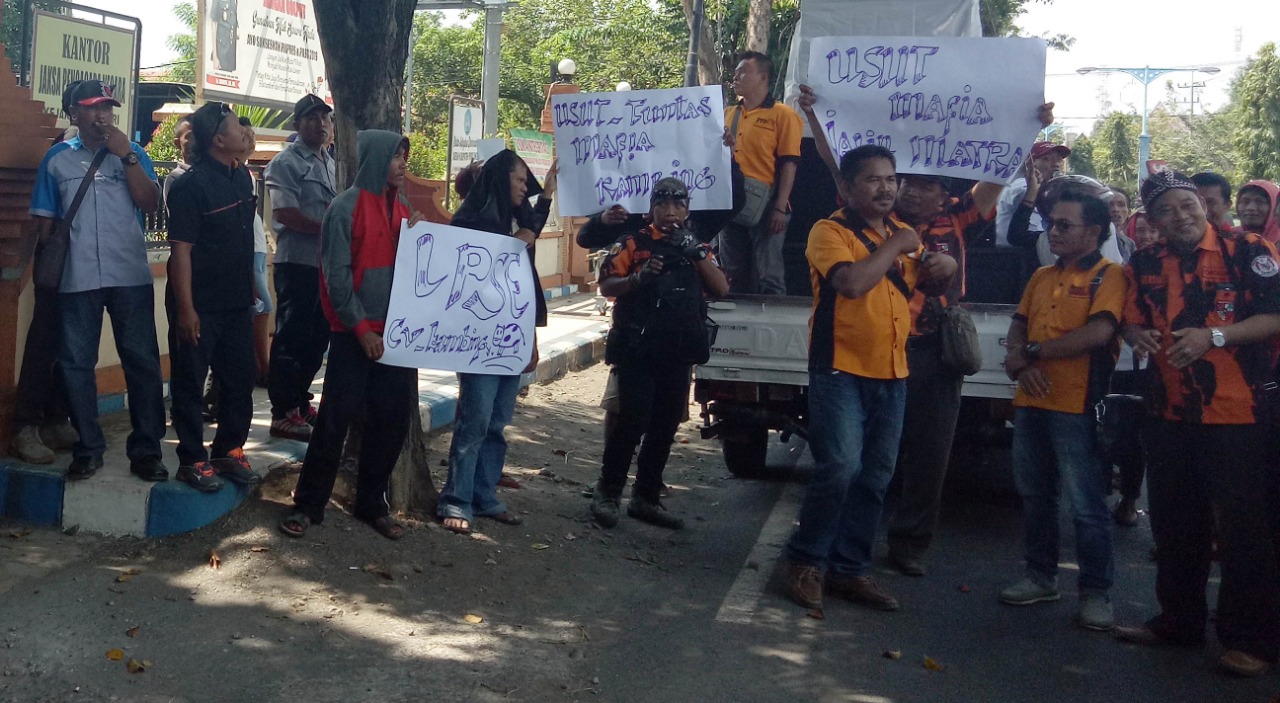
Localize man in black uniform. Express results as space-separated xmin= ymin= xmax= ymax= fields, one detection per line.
xmin=590 ymin=178 xmax=729 ymax=529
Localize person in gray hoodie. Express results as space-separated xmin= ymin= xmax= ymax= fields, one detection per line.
xmin=280 ymin=130 xmax=418 ymax=540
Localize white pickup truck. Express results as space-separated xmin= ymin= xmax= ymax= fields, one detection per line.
xmin=694 ymin=295 xmax=1017 ymax=475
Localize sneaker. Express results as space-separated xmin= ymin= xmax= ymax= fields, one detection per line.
xmin=129 ymin=455 xmax=170 ymax=482
xmin=177 ymin=461 xmax=224 ymax=493
xmin=787 ymin=564 xmax=823 ymax=609
xmin=11 ymin=425 xmax=54 ymax=464
xmin=1078 ymin=591 xmax=1115 ymax=631
xmin=999 ymin=577 xmax=1060 ymax=605
xmin=66 ymin=455 xmax=102 ymax=480
xmin=626 ymin=494 xmax=684 ymax=530
xmin=270 ymin=409 xmax=312 ymax=441
xmin=826 ymin=574 xmax=900 ymax=611
xmin=212 ymin=448 xmax=260 ymax=486
xmin=41 ymin=421 xmax=78 ymax=451
xmin=590 ymin=483 xmax=620 ymax=528
xmin=1219 ymin=650 xmax=1271 ymax=677
xmin=887 ymin=551 xmax=926 ymax=577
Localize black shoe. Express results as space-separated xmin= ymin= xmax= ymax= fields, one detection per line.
xmin=626 ymin=494 xmax=684 ymax=530
xmin=66 ymin=456 xmax=102 ymax=480
xmin=129 ymin=455 xmax=170 ymax=482
xmin=590 ymin=482 xmax=620 ymax=528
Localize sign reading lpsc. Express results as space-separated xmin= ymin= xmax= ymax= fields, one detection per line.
xmin=31 ymin=12 xmax=136 ymax=131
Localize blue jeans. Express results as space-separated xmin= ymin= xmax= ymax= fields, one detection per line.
xmin=59 ymin=285 xmax=166 ymax=461
xmin=438 ymin=373 xmax=521 ymax=522
xmin=788 ymin=369 xmax=906 ymax=577
xmin=1011 ymin=407 xmax=1114 ymax=592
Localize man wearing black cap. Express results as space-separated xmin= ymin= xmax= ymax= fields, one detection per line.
xmin=263 ymin=94 xmax=337 ymax=441
xmin=590 ymin=177 xmax=729 ymax=530
xmin=1113 ymin=170 xmax=1280 ymax=677
xmin=29 ymin=80 xmax=167 ymax=481
xmin=883 ymin=173 xmax=1002 ymax=576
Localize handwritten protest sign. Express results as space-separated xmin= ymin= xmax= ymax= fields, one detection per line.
xmin=381 ymin=221 xmax=535 ymax=375
xmin=511 ymin=129 xmax=554 ymax=182
xmin=551 ymin=86 xmax=733 ymax=216
xmin=806 ymin=37 xmax=1046 ymax=184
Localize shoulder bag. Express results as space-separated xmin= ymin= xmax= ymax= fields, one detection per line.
xmin=728 ymin=107 xmax=772 ymax=228
xmin=33 ymin=148 xmax=110 ymax=290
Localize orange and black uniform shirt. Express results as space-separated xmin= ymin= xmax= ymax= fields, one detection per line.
xmin=725 ymin=96 xmax=802 ymax=189
xmin=1013 ymin=252 xmax=1125 ymax=414
xmin=601 ymin=225 xmax=717 ymax=280
xmin=904 ymin=189 xmax=992 ymax=336
xmin=1123 ymin=225 xmax=1280 ymax=424
xmin=808 ymin=210 xmax=924 ymax=379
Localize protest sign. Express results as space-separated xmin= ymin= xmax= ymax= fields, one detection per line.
xmin=551 ymin=86 xmax=732 ymax=216
xmin=806 ymin=37 xmax=1046 ymax=184
xmin=381 ymin=221 xmax=536 ymax=375
xmin=511 ymin=129 xmax=554 ymax=183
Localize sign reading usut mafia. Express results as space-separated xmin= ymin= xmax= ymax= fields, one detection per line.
xmin=551 ymin=85 xmax=733 ymax=217
xmin=806 ymin=36 xmax=1046 ymax=184
xmin=31 ymin=12 xmax=137 ymax=131
xmin=381 ymin=221 xmax=536 ymax=376
xmin=199 ymin=0 xmax=331 ymax=111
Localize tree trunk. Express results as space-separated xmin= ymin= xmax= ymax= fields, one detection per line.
xmin=679 ymin=0 xmax=720 ymax=87
xmin=312 ymin=0 xmax=439 ymax=517
xmin=746 ymin=0 xmax=771 ymax=53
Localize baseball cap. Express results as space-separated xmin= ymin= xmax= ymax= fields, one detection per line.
xmin=70 ymin=80 xmax=121 ymax=108
xmin=293 ymin=94 xmax=332 ymax=122
xmin=1030 ymin=141 xmax=1070 ymax=160
xmin=60 ymin=80 xmax=84 ymax=116
xmin=651 ymin=177 xmax=689 ymax=203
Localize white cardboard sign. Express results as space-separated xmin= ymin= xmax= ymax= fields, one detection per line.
xmin=551 ymin=86 xmax=733 ymax=216
xmin=381 ymin=221 xmax=536 ymax=375
xmin=806 ymin=36 xmax=1047 ymax=184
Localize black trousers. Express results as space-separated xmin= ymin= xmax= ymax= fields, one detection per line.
xmin=1145 ymin=420 xmax=1279 ymax=660
xmin=267 ymin=263 xmax=331 ymax=419
xmin=14 ymin=284 xmax=70 ymax=427
xmin=292 ymin=333 xmax=417 ymax=524
xmin=598 ymin=361 xmax=690 ymax=501
xmin=168 ymin=306 xmax=255 ymax=466
xmin=1109 ymin=369 xmax=1149 ymax=500
xmin=887 ymin=341 xmax=964 ymax=559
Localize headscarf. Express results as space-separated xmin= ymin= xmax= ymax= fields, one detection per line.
xmin=1235 ymin=179 xmax=1280 ymax=244
xmin=450 ymin=149 xmax=543 ymax=236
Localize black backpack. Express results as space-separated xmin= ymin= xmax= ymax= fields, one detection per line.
xmin=606 ymin=234 xmax=714 ymax=367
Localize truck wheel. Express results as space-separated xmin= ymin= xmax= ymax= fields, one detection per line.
xmin=722 ymin=426 xmax=768 ymax=478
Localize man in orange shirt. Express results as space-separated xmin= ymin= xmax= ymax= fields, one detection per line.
xmin=721 ymin=51 xmax=802 ymax=295
xmin=786 ymin=145 xmax=957 ymax=612
xmin=1113 ymin=170 xmax=1280 ymax=677
xmin=999 ymin=190 xmax=1125 ymax=631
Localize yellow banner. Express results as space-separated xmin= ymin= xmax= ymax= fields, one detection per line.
xmin=31 ymin=12 xmax=137 ymax=134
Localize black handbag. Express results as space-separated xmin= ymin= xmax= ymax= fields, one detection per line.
xmin=32 ymin=148 xmax=109 ymax=290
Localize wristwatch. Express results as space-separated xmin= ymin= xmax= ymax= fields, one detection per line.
xmin=1023 ymin=342 xmax=1042 ymax=360
xmin=1210 ymin=327 xmax=1227 ymax=348
xmin=121 ymin=152 xmax=140 ymax=167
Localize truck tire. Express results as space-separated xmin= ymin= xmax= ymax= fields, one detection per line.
xmin=722 ymin=426 xmax=769 ymax=478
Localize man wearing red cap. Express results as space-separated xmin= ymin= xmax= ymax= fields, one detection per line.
xmin=29 ymin=80 xmax=167 ymax=482
xmin=994 ymin=140 xmax=1069 ymax=248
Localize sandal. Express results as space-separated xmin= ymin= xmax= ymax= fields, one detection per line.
xmin=440 ymin=516 xmax=472 ymax=535
xmin=482 ymin=511 xmax=523 ymax=526
xmin=279 ymin=512 xmax=311 ymax=538
xmin=366 ymin=515 xmax=406 ymax=540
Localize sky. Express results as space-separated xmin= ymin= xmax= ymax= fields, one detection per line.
xmin=77 ymin=0 xmax=1279 ymax=135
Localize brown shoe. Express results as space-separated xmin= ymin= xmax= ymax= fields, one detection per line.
xmin=787 ymin=564 xmax=823 ymax=610
xmin=1113 ymin=623 xmax=1203 ymax=647
xmin=1219 ymin=650 xmax=1271 ymax=677
xmin=826 ymin=575 xmax=900 ymax=611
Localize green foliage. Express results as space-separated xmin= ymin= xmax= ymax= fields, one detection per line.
xmin=1092 ymin=112 xmax=1138 ymax=194
xmin=165 ymin=2 xmax=198 ymax=84
xmin=147 ymin=115 xmax=181 ymax=164
xmin=1232 ymin=42 xmax=1280 ymax=182
xmin=234 ymin=104 xmax=289 ymax=130
xmin=406 ymin=131 xmax=447 ymax=180
xmin=1068 ymin=134 xmax=1095 ymax=179
xmin=668 ymin=0 xmax=801 ymax=91
xmin=978 ymin=0 xmax=1072 ymax=50
xmin=2 ymin=1 xmax=74 ymax=66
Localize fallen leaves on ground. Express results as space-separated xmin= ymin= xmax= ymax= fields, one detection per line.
xmin=105 ymin=649 xmax=124 ymax=661
xmin=126 ymin=658 xmax=147 ymax=673
xmin=922 ymin=656 xmax=945 ymax=672
xmin=361 ymin=564 xmax=394 ymax=580
xmin=464 ymin=613 xmax=484 ymax=624
xmin=249 ymin=546 xmax=270 ymax=553
xmin=8 ymin=529 xmax=31 ymax=538
xmin=208 ymin=551 xmax=221 ymax=570
xmin=125 ymin=626 xmax=140 ymax=638
xmin=531 ymin=543 xmax=550 ymax=550
xmin=883 ymin=650 xmax=902 ymax=660
xmin=116 ymin=568 xmax=140 ymax=583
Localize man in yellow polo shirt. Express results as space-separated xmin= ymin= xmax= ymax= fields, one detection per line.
xmin=786 ymin=145 xmax=957 ymax=612
xmin=722 ymin=51 xmax=802 ymax=295
xmin=1000 ymin=189 xmax=1125 ymax=632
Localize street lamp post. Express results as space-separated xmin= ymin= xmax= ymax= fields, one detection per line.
xmin=1077 ymin=65 xmax=1220 ymax=185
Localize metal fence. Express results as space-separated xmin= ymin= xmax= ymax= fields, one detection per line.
xmin=146 ymin=161 xmax=267 ymax=248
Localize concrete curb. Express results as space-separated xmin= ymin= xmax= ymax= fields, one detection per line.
xmin=0 ymin=301 xmax=608 ymax=538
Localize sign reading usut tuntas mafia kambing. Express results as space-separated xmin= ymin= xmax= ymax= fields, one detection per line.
xmin=31 ymin=11 xmax=137 ymax=132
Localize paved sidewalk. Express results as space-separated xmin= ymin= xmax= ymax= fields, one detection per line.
xmin=0 ymin=290 xmax=609 ymax=538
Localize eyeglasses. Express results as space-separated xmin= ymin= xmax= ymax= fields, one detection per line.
xmin=1047 ymin=219 xmax=1086 ymax=232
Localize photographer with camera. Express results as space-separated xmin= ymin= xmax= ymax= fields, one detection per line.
xmin=590 ymin=178 xmax=729 ymax=530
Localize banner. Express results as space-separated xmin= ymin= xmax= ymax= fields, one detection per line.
xmin=31 ymin=12 xmax=136 ymax=131
xmin=511 ymin=128 xmax=554 ymax=183
xmin=551 ymin=86 xmax=733 ymax=216
xmin=806 ymin=36 xmax=1046 ymax=184
xmin=448 ymin=97 xmax=485 ymax=182
xmin=199 ymin=0 xmax=330 ymax=111
xmin=381 ymin=221 xmax=536 ymax=375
